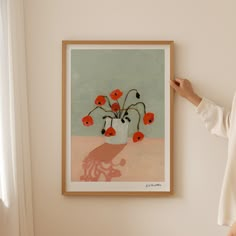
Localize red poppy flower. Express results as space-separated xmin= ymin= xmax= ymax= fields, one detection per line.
xmin=143 ymin=112 xmax=155 ymax=125
xmin=95 ymin=95 xmax=106 ymax=106
xmin=105 ymin=127 xmax=116 ymax=137
xmin=82 ymin=115 xmax=94 ymax=126
xmin=111 ymin=103 xmax=120 ymax=112
xmin=133 ymin=131 xmax=144 ymax=142
xmin=110 ymin=89 xmax=123 ymax=100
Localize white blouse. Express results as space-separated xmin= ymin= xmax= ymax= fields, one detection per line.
xmin=196 ymin=95 xmax=236 ymax=226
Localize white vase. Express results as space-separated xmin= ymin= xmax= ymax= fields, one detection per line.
xmin=105 ymin=118 xmax=129 ymax=144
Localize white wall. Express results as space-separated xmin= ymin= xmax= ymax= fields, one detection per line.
xmin=23 ymin=0 xmax=236 ymax=235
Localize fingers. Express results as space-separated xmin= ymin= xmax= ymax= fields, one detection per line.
xmin=175 ymin=78 xmax=190 ymax=86
xmin=175 ymin=78 xmax=185 ymax=83
xmin=169 ymin=80 xmax=180 ymax=91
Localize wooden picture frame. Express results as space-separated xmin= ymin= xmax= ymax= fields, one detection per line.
xmin=62 ymin=40 xmax=174 ymax=196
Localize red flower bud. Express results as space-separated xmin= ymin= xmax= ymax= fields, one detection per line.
xmin=95 ymin=95 xmax=106 ymax=106
xmin=133 ymin=131 xmax=144 ymax=142
xmin=111 ymin=103 xmax=120 ymax=112
xmin=82 ymin=115 xmax=94 ymax=127
xmin=105 ymin=127 xmax=116 ymax=137
xmin=110 ymin=89 xmax=123 ymax=100
xmin=143 ymin=112 xmax=154 ymax=125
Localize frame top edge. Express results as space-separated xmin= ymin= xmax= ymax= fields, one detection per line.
xmin=62 ymin=40 xmax=174 ymax=45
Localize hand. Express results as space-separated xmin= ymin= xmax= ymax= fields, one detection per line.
xmin=170 ymin=78 xmax=202 ymax=106
xmin=228 ymin=221 xmax=236 ymax=236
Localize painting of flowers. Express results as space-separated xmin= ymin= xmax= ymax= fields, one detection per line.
xmin=62 ymin=41 xmax=174 ymax=195
xmin=80 ymin=88 xmax=155 ymax=181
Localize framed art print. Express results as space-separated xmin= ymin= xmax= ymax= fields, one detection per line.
xmin=62 ymin=40 xmax=174 ymax=195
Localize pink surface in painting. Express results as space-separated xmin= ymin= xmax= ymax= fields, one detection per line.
xmin=71 ymin=136 xmax=164 ymax=182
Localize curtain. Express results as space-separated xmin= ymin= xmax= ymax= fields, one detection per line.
xmin=0 ymin=0 xmax=34 ymax=235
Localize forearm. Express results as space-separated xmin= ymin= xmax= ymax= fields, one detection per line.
xmin=186 ymin=93 xmax=202 ymax=107
xmin=170 ymin=78 xmax=231 ymax=138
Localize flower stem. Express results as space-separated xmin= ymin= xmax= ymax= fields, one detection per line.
xmin=104 ymin=96 xmax=112 ymax=108
xmin=103 ymin=115 xmax=113 ymax=120
xmin=116 ymin=100 xmax=122 ymax=118
xmin=122 ymin=102 xmax=146 ymax=119
xmin=121 ymin=89 xmax=138 ymax=115
xmin=128 ymin=108 xmax=141 ymax=131
xmin=101 ymin=120 xmax=107 ymax=135
xmin=88 ymin=106 xmax=118 ymax=118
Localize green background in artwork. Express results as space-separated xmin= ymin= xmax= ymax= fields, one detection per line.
xmin=71 ymin=49 xmax=165 ymax=138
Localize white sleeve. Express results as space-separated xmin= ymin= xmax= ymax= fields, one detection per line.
xmin=196 ymin=98 xmax=231 ymax=138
